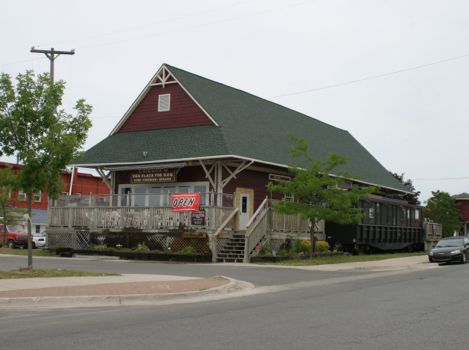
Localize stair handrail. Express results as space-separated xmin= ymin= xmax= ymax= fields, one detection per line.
xmin=245 ymin=196 xmax=269 ymax=229
xmin=212 ymin=207 xmax=239 ymax=262
xmin=213 ymin=207 xmax=239 ymax=238
xmin=244 ymin=199 xmax=270 ymax=262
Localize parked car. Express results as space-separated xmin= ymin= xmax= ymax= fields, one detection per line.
xmin=428 ymin=236 xmax=469 ymax=264
xmin=0 ymin=224 xmax=28 ymax=248
xmin=32 ymin=233 xmax=47 ymax=248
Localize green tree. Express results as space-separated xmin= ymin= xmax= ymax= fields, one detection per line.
xmin=0 ymin=166 xmax=24 ymax=246
xmin=268 ymin=136 xmax=374 ymax=256
xmin=0 ymin=71 xmax=92 ymax=268
xmin=425 ymin=191 xmax=462 ymax=237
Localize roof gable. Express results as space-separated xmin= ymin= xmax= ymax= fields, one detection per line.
xmin=111 ymin=65 xmax=218 ymax=134
xmin=118 ymin=83 xmax=214 ymax=132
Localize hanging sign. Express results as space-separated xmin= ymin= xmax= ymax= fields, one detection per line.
xmin=191 ymin=210 xmax=206 ymax=225
xmin=171 ymin=193 xmax=201 ymax=212
xmin=130 ymin=169 xmax=177 ymax=184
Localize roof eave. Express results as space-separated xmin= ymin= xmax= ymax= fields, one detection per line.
xmin=73 ymin=154 xmax=412 ymax=195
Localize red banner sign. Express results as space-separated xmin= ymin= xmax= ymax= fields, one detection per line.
xmin=171 ymin=193 xmax=201 ymax=212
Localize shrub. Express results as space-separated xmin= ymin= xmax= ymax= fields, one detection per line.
xmin=295 ymin=239 xmax=329 ymax=253
xmin=295 ymin=240 xmax=311 ymax=253
xmin=316 ymin=240 xmax=330 ymax=252
xmin=134 ymin=242 xmax=150 ymax=252
xmin=261 ymin=241 xmax=272 ymax=256
xmin=179 ymin=246 xmax=195 ymax=255
xmin=91 ymin=244 xmax=108 ymax=250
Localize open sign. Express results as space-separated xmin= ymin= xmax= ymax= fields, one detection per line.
xmin=171 ymin=193 xmax=201 ymax=212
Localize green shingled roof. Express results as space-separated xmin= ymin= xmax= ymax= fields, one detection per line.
xmin=77 ymin=64 xmax=409 ymax=193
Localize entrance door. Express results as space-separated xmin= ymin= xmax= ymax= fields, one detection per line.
xmin=236 ymin=188 xmax=254 ymax=230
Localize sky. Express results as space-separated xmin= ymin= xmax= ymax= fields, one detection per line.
xmin=1 ymin=0 xmax=469 ymax=203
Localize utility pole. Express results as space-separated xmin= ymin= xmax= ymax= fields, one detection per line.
xmin=30 ymin=47 xmax=75 ymax=83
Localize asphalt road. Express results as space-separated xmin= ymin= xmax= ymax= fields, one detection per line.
xmin=0 ymin=255 xmax=369 ymax=286
xmin=1 ymin=256 xmax=468 ymax=350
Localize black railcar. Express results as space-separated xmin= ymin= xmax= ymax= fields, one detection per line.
xmin=326 ymin=195 xmax=425 ymax=253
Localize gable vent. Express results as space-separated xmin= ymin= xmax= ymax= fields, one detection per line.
xmin=158 ymin=93 xmax=171 ymax=112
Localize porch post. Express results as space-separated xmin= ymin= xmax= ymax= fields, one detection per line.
xmin=216 ymin=161 xmax=223 ymax=207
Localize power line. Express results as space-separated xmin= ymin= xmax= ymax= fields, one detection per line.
xmin=0 ymin=57 xmax=45 ymax=68
xmin=270 ymin=53 xmax=469 ymax=98
xmin=412 ymin=176 xmax=469 ymax=181
xmin=91 ymin=115 xmax=121 ymax=119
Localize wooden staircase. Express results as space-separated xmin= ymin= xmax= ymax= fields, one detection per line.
xmin=216 ymin=233 xmax=245 ymax=263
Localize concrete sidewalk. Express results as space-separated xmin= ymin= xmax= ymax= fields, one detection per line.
xmin=0 ymin=274 xmax=250 ymax=309
xmin=264 ymin=255 xmax=435 ymax=272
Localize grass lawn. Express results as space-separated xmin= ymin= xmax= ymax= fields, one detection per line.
xmin=257 ymin=252 xmax=426 ymax=266
xmin=0 ymin=247 xmax=55 ymax=256
xmin=0 ymin=268 xmax=119 ymax=279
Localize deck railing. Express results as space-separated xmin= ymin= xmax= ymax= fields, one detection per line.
xmin=50 ymin=192 xmax=234 ymax=209
xmin=48 ymin=195 xmax=314 ymax=262
xmin=48 ymin=206 xmax=235 ymax=232
xmin=270 ymin=209 xmax=310 ymax=233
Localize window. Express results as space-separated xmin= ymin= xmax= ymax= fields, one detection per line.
xmin=162 ymin=187 xmax=176 ymax=207
xmin=119 ymin=182 xmax=208 ymax=207
xmin=35 ymin=225 xmax=41 ymax=234
xmin=18 ymin=190 xmax=26 ymax=201
xmin=34 ymin=191 xmax=41 ymax=202
xmin=120 ymin=187 xmax=133 ymax=206
xmin=158 ymin=94 xmax=171 ymax=112
xmin=148 ymin=187 xmax=161 ymax=207
xmin=241 ymin=196 xmax=248 ymax=214
xmin=368 ymin=206 xmax=375 ymax=219
xmin=194 ymin=185 xmax=207 ymax=206
xmin=134 ymin=187 xmax=146 ymax=207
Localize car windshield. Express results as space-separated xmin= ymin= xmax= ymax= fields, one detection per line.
xmin=6 ymin=225 xmax=24 ymax=232
xmin=436 ymin=239 xmax=464 ymax=248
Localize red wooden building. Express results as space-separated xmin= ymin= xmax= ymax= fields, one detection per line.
xmin=0 ymin=161 xmax=109 ymax=234
xmin=48 ymin=64 xmax=423 ymax=261
xmin=453 ymin=193 xmax=469 ymax=235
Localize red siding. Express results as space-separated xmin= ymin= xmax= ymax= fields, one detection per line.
xmin=62 ymin=172 xmax=109 ymax=196
xmin=457 ymin=201 xmax=469 ymax=221
xmin=223 ymin=169 xmax=272 ymax=209
xmin=0 ymin=162 xmax=109 ymax=210
xmin=118 ymin=83 xmax=214 ymax=133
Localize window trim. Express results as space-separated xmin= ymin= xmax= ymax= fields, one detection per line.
xmin=34 ymin=191 xmax=42 ymax=202
xmin=17 ymin=190 xmax=26 ymax=201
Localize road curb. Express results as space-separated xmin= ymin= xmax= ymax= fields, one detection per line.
xmin=0 ymin=276 xmax=253 ymax=309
